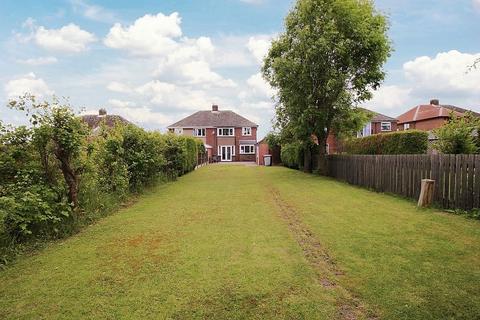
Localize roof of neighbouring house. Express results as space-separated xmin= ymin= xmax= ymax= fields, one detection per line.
xmin=396 ymin=101 xmax=479 ymax=124
xmin=80 ymin=109 xmax=131 ymax=129
xmin=168 ymin=107 xmax=258 ymax=128
xmin=360 ymin=108 xmax=397 ymax=122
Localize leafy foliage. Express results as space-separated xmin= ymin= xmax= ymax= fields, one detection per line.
xmin=433 ymin=112 xmax=480 ymax=154
xmin=263 ymin=0 xmax=391 ymax=173
xmin=1 ymin=95 xmax=203 ymax=265
xmin=344 ymin=130 xmax=429 ymax=155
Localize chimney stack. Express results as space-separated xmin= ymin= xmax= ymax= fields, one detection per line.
xmin=99 ymin=108 xmax=107 ymax=116
xmin=212 ymin=104 xmax=219 ymax=112
xmin=430 ymin=99 xmax=440 ymax=106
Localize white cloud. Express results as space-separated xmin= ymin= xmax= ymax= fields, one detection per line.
xmin=107 ymin=81 xmax=133 ymax=93
xmin=473 ymin=0 xmax=480 ymax=11
xmin=33 ymin=23 xmax=97 ymax=52
xmin=135 ymin=80 xmax=219 ymax=111
xmin=247 ymin=35 xmax=272 ymax=64
xmin=70 ymin=0 xmax=116 ymax=23
xmin=102 ymin=101 xmax=172 ymax=126
xmin=403 ymin=50 xmax=480 ymax=94
xmin=5 ymin=73 xmax=54 ymax=99
xmin=246 ymin=72 xmax=275 ymax=98
xmin=17 ymin=56 xmax=58 ymax=65
xmin=368 ymin=85 xmax=412 ymax=111
xmin=104 ymin=12 xmax=182 ymax=56
xmin=105 ymin=13 xmax=236 ymax=88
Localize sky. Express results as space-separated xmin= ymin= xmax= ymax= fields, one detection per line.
xmin=1 ymin=0 xmax=480 ymax=138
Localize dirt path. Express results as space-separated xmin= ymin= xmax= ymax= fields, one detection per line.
xmin=267 ymin=185 xmax=376 ymax=320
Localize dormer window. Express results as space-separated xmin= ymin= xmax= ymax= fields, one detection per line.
xmin=242 ymin=127 xmax=252 ymax=136
xmin=217 ymin=128 xmax=234 ymax=136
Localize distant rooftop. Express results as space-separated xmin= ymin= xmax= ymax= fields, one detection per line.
xmin=80 ymin=109 xmax=131 ymax=129
xmin=168 ymin=105 xmax=258 ymax=128
xmin=397 ymin=99 xmax=480 ymax=124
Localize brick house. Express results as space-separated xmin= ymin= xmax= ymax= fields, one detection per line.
xmin=357 ymin=108 xmax=398 ymax=137
xmin=397 ymin=99 xmax=480 ymax=131
xmin=168 ymin=105 xmax=258 ymax=162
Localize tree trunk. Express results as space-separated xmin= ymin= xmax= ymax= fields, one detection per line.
xmin=317 ymin=135 xmax=328 ymax=176
xmin=303 ymin=147 xmax=312 ymax=173
xmin=55 ymin=148 xmax=80 ymax=210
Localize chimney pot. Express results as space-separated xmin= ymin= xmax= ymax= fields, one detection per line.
xmin=99 ymin=108 xmax=107 ymax=116
xmin=212 ymin=104 xmax=219 ymax=112
xmin=430 ymin=99 xmax=439 ymax=106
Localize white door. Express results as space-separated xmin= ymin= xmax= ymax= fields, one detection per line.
xmin=220 ymin=146 xmax=233 ymax=162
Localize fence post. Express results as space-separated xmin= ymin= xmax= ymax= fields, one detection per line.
xmin=418 ymin=179 xmax=435 ymax=208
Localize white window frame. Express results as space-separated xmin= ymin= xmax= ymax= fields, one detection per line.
xmin=381 ymin=122 xmax=392 ymax=132
xmin=242 ymin=127 xmax=252 ymax=136
xmin=404 ymin=123 xmax=410 ymax=130
xmin=174 ymin=128 xmax=183 ymax=135
xmin=240 ymin=144 xmax=255 ymax=154
xmin=194 ymin=128 xmax=206 ymax=137
xmin=217 ymin=127 xmax=234 ymax=136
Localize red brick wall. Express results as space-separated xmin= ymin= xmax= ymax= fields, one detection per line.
xmin=399 ymin=117 xmax=448 ymax=131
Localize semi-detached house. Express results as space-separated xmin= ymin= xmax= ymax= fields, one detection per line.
xmin=168 ymin=105 xmax=258 ymax=162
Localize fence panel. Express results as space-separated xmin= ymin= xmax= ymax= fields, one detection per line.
xmin=327 ymin=154 xmax=480 ymax=210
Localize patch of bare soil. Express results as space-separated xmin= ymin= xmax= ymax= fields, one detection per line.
xmin=269 ymin=187 xmax=377 ymax=320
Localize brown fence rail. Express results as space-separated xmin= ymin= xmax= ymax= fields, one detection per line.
xmin=327 ymin=154 xmax=480 ymax=210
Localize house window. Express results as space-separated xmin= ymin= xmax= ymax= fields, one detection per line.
xmin=404 ymin=123 xmax=410 ymax=130
xmin=381 ymin=122 xmax=392 ymax=132
xmin=242 ymin=127 xmax=252 ymax=136
xmin=240 ymin=145 xmax=255 ymax=154
xmin=217 ymin=128 xmax=234 ymax=136
xmin=194 ymin=128 xmax=206 ymax=137
xmin=174 ymin=128 xmax=183 ymax=135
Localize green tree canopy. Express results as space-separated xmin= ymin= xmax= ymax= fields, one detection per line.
xmin=263 ymin=0 xmax=391 ymax=173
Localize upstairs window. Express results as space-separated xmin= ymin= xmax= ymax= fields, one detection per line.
xmin=217 ymin=128 xmax=234 ymax=136
xmin=194 ymin=128 xmax=206 ymax=137
xmin=381 ymin=122 xmax=392 ymax=132
xmin=242 ymin=127 xmax=252 ymax=136
xmin=240 ymin=145 xmax=255 ymax=154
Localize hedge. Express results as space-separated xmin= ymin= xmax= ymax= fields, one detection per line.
xmin=343 ymin=130 xmax=429 ymax=155
xmin=0 ymin=117 xmax=204 ymax=265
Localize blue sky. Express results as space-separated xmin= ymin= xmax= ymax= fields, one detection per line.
xmin=1 ymin=0 xmax=480 ymax=138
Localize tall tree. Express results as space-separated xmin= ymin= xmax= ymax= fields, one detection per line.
xmin=263 ymin=0 xmax=391 ymax=174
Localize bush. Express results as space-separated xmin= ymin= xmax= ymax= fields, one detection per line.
xmin=433 ymin=112 xmax=479 ymax=154
xmin=1 ymin=96 xmax=203 ymax=265
xmin=344 ymin=130 xmax=429 ymax=155
xmin=281 ymin=142 xmax=304 ymax=169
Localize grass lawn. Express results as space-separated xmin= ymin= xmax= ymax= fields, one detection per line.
xmin=1 ymin=165 xmax=479 ymax=319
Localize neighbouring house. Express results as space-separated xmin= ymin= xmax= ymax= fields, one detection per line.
xmin=168 ymin=104 xmax=258 ymax=162
xmin=397 ymin=99 xmax=480 ymax=132
xmin=81 ymin=109 xmax=131 ymax=132
xmin=357 ymin=108 xmax=398 ymax=137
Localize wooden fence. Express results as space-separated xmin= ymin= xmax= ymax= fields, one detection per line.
xmin=327 ymin=155 xmax=480 ymax=210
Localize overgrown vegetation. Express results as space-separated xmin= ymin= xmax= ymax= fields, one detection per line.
xmin=0 ymin=95 xmax=204 ymax=266
xmin=433 ymin=112 xmax=480 ymax=154
xmin=343 ymin=130 xmax=429 ymax=155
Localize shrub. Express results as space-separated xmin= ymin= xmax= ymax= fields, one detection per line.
xmin=281 ymin=142 xmax=304 ymax=169
xmin=344 ymin=130 xmax=428 ymax=155
xmin=1 ymin=96 xmax=203 ymax=265
xmin=433 ymin=112 xmax=479 ymax=154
